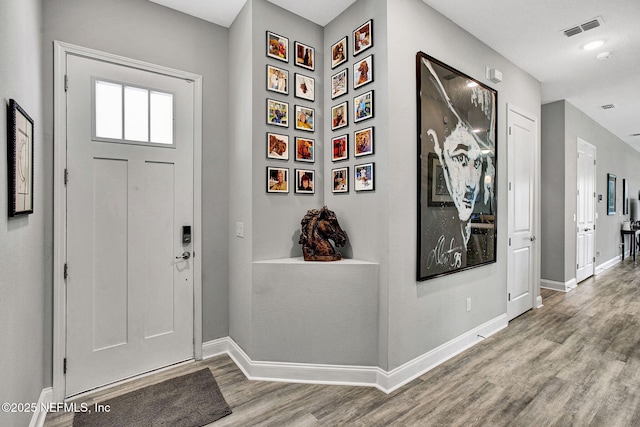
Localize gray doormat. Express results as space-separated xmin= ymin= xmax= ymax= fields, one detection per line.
xmin=73 ymin=368 xmax=232 ymax=427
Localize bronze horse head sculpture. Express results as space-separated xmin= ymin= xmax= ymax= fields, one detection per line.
xmin=299 ymin=206 xmax=347 ymax=261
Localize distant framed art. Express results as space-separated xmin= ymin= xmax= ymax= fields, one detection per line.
xmin=331 ymin=36 xmax=348 ymax=69
xmin=331 ymin=69 xmax=348 ymax=99
xmin=267 ymin=132 xmax=289 ymax=160
xmin=354 ymin=162 xmax=374 ymax=192
xmin=294 ymin=41 xmax=314 ymax=70
xmin=331 ymin=102 xmax=348 ymax=131
xmin=332 ymin=167 xmax=349 ymax=193
xmin=354 ymin=126 xmax=373 ymax=157
xmin=353 ymin=19 xmax=373 ymax=56
xmin=267 ymin=64 xmax=288 ymax=95
xmin=608 ymin=173 xmax=616 ymax=215
xmin=7 ymin=99 xmax=34 ymax=216
xmin=267 ymin=167 xmax=289 ymax=193
xmin=267 ymin=99 xmax=289 ymax=127
xmin=295 ymin=105 xmax=315 ymax=132
xmin=295 ymin=137 xmax=314 ymax=163
xmin=267 ymin=31 xmax=289 ymax=62
xmin=353 ymin=90 xmax=373 ymax=123
xmin=294 ymin=73 xmax=315 ymax=101
xmin=353 ymin=55 xmax=373 ymax=89
xmin=331 ymin=134 xmax=348 ymax=162
xmin=295 ymin=169 xmax=315 ymax=194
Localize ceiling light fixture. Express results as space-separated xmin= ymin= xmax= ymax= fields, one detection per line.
xmin=583 ymin=40 xmax=604 ymax=50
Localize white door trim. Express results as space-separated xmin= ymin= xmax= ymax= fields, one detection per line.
xmin=53 ymin=40 xmax=203 ymax=401
xmin=576 ymin=138 xmax=596 ymax=283
xmin=506 ymin=103 xmax=541 ymax=315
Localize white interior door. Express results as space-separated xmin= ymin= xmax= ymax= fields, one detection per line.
xmin=65 ymin=54 xmax=195 ymax=396
xmin=576 ymin=139 xmax=596 ymax=283
xmin=507 ymin=106 xmax=537 ymax=320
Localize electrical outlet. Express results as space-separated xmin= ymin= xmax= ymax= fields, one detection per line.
xmin=466 ymin=298 xmax=471 ymax=312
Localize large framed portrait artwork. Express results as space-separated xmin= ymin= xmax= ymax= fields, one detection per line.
xmin=416 ymin=52 xmax=498 ymax=281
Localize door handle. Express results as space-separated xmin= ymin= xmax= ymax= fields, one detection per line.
xmin=176 ymin=251 xmax=191 ymax=260
xmin=584 ymin=228 xmax=591 ymax=232
xmin=530 ymin=236 xmax=537 ymax=242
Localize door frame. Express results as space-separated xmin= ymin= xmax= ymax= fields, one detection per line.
xmin=576 ymin=138 xmax=596 ymax=283
xmin=506 ymin=103 xmax=542 ymax=317
xmin=53 ymin=41 xmax=203 ymax=401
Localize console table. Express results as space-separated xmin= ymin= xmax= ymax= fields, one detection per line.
xmin=621 ymin=229 xmax=640 ymax=261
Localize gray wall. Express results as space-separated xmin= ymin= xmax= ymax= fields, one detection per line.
xmin=541 ymin=100 xmax=640 ymax=283
xmin=42 ymin=0 xmax=231 ymax=357
xmin=541 ymin=101 xmax=567 ymax=282
xmin=0 ymin=0 xmax=46 ymax=425
xmin=385 ymin=0 xmax=541 ymax=370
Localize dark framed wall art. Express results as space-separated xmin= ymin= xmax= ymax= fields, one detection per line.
xmin=607 ymin=173 xmax=616 ymax=215
xmin=416 ymin=52 xmax=498 ymax=281
xmin=7 ymin=99 xmax=34 ymax=216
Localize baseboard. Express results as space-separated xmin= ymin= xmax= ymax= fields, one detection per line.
xmin=28 ymin=387 xmax=53 ymax=427
xmin=202 ymin=314 xmax=508 ymax=394
xmin=596 ymin=255 xmax=621 ymax=275
xmin=540 ymin=278 xmax=577 ymax=292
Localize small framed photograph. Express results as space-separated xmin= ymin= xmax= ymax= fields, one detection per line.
xmin=331 ymin=134 xmax=348 ymax=162
xmin=353 ymin=55 xmax=373 ymax=89
xmin=354 ymin=162 xmax=375 ymax=192
xmin=294 ymin=73 xmax=315 ymax=101
xmin=7 ymin=99 xmax=34 ymax=216
xmin=295 ymin=137 xmax=314 ymax=162
xmin=331 ymin=36 xmax=348 ymax=69
xmin=267 ymin=31 xmax=289 ymax=62
xmin=267 ymin=132 xmax=289 ymax=160
xmin=331 ymin=69 xmax=348 ymax=99
xmin=294 ymin=41 xmax=314 ymax=70
xmin=332 ymin=167 xmax=349 ymax=193
xmin=331 ymin=102 xmax=348 ymax=131
xmin=295 ymin=105 xmax=315 ymax=132
xmin=267 ymin=167 xmax=289 ymax=193
xmin=295 ymin=169 xmax=315 ymax=194
xmin=353 ymin=90 xmax=374 ymax=123
xmin=267 ymin=65 xmax=289 ymax=95
xmin=354 ymin=126 xmax=374 ymax=157
xmin=267 ymin=99 xmax=289 ymax=127
xmin=353 ymin=19 xmax=373 ymax=56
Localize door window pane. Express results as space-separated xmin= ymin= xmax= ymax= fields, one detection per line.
xmin=150 ymin=91 xmax=173 ymax=145
xmin=95 ymin=81 xmax=123 ymax=140
xmin=124 ymin=86 xmax=149 ymax=142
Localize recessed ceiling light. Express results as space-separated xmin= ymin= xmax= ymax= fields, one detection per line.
xmin=597 ymin=51 xmax=611 ymax=61
xmin=584 ymin=40 xmax=604 ymax=50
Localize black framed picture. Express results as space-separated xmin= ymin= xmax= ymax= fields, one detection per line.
xmin=295 ymin=105 xmax=315 ymax=132
xmin=294 ymin=41 xmax=314 ymax=70
xmin=353 ymin=55 xmax=373 ymax=89
xmin=295 ymin=169 xmax=315 ymax=194
xmin=416 ymin=51 xmax=498 ymax=281
xmin=266 ymin=99 xmax=289 ymax=127
xmin=608 ymin=173 xmax=616 ymax=215
xmin=331 ymin=102 xmax=348 ymax=131
xmin=353 ymin=90 xmax=373 ymax=123
xmin=331 ymin=69 xmax=348 ymax=99
xmin=354 ymin=162 xmax=374 ymax=192
xmin=331 ymin=134 xmax=348 ymax=162
xmin=266 ymin=132 xmax=289 ymax=160
xmin=331 ymin=36 xmax=348 ymax=69
xmin=294 ymin=73 xmax=315 ymax=101
xmin=295 ymin=137 xmax=314 ymax=163
xmin=332 ymin=167 xmax=349 ymax=193
xmin=354 ymin=126 xmax=373 ymax=157
xmin=7 ymin=99 xmax=34 ymax=216
xmin=267 ymin=167 xmax=289 ymax=193
xmin=353 ymin=20 xmax=373 ymax=56
xmin=267 ymin=31 xmax=289 ymax=62
xmin=267 ymin=64 xmax=289 ymax=95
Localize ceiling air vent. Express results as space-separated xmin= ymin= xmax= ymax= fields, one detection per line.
xmin=562 ymin=16 xmax=605 ymax=37
xmin=601 ymin=104 xmax=616 ymax=110
xmin=631 ymin=133 xmax=640 ymax=137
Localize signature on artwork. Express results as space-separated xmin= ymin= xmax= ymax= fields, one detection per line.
xmin=427 ymin=235 xmax=462 ymax=269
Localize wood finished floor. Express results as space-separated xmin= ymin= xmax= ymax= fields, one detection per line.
xmin=45 ymin=260 xmax=640 ymax=426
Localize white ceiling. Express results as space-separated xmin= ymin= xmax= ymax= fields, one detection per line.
xmin=148 ymin=0 xmax=640 ymax=150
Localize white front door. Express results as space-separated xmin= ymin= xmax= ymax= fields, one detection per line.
xmin=65 ymin=54 xmax=195 ymax=396
xmin=507 ymin=106 xmax=538 ymax=321
xmin=576 ymin=139 xmax=596 ymax=283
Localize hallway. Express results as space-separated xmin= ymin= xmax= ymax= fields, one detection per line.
xmin=46 ymin=260 xmax=640 ymax=426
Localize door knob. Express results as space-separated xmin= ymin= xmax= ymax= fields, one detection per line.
xmin=176 ymin=251 xmax=191 ymax=260
xmin=584 ymin=228 xmax=590 ymax=232
xmin=530 ymin=236 xmax=537 ymax=242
